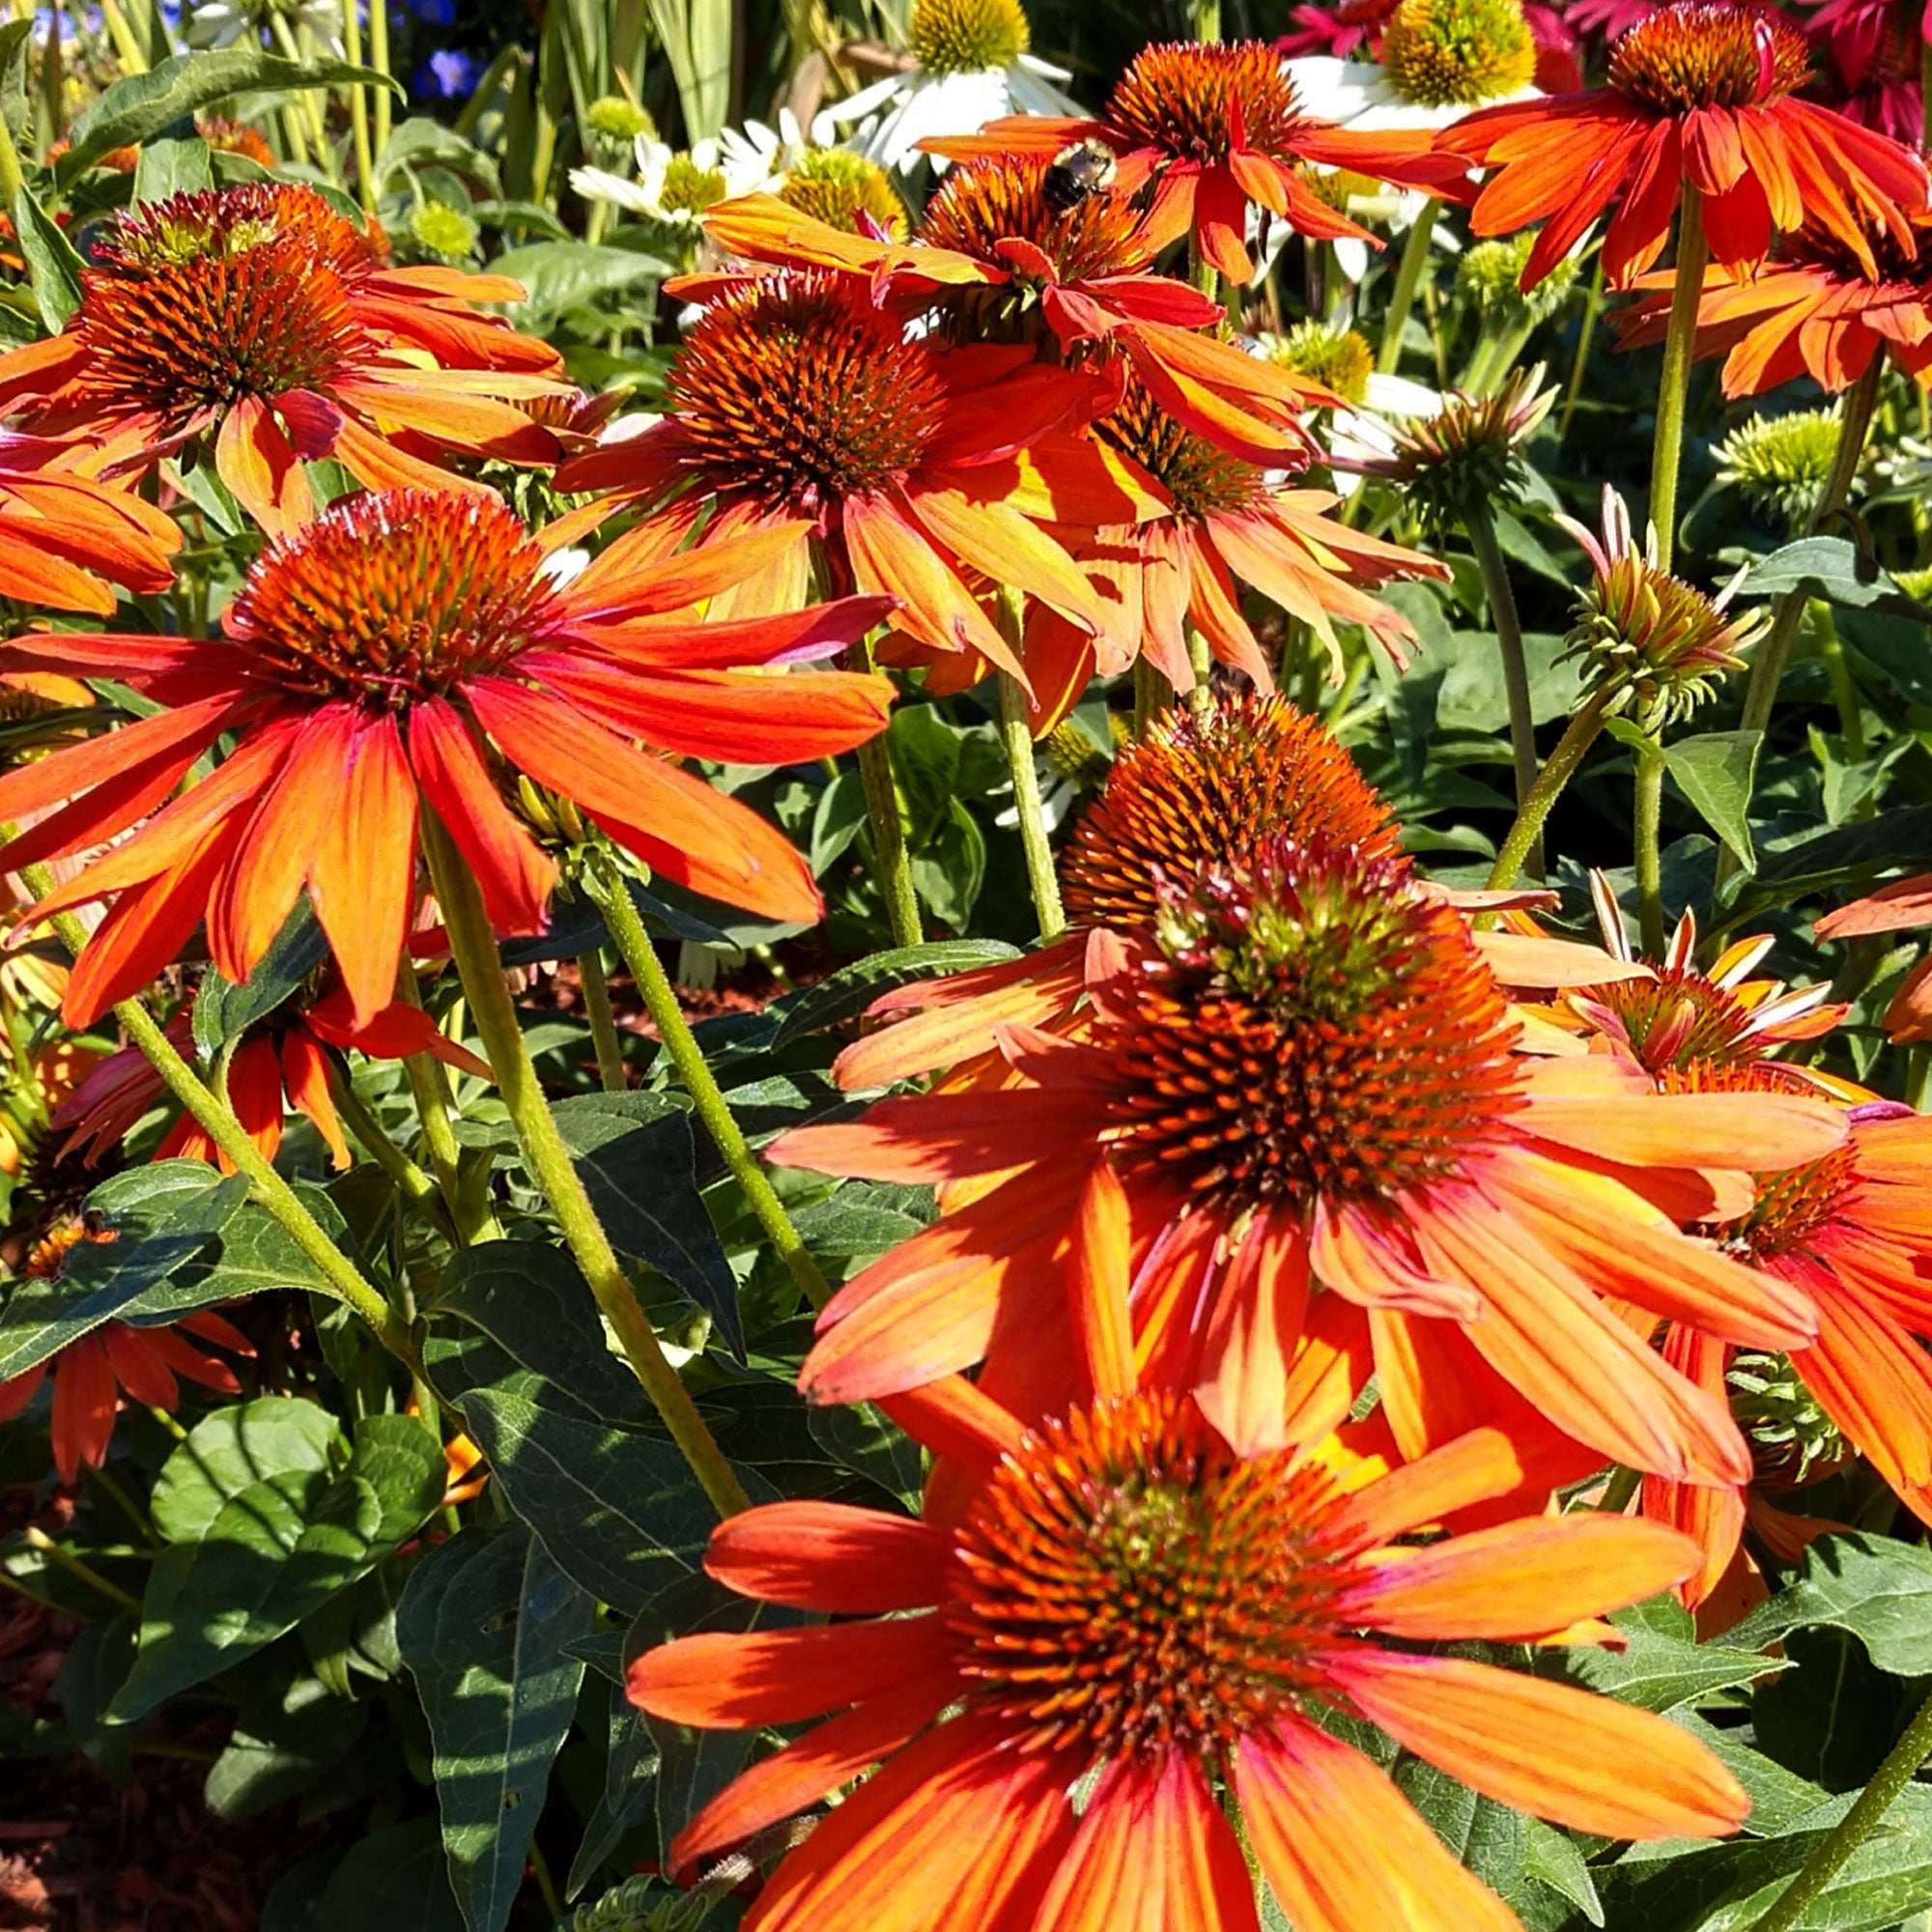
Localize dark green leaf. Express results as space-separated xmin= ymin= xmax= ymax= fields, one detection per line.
xmin=771 ymin=939 xmax=1021 ymax=1050
xmin=316 ymin=1819 xmax=464 ymax=1931
xmin=149 ymin=1395 xmax=343 ymax=1543
xmin=551 ymin=1093 xmax=741 ymax=1354
xmin=399 ymin=1523 xmax=594 ymax=1932
xmin=191 ymin=901 xmax=329 ymax=1059
xmin=11 ymin=183 xmax=83 ymax=330
xmin=0 ymin=1163 xmax=248 ymax=1381
xmin=112 ymin=1413 xmax=442 ymax=1719
xmin=567 ymin=1679 xmax=662 ymax=1899
xmin=52 ymin=1611 xmax=137 ymax=1777
xmin=1727 ymin=1533 xmax=1932 ymax=1677
xmin=1742 ymin=537 xmax=1931 ymax=620
xmin=1753 ymin=1627 xmax=1899 ymax=1791
xmin=490 ymin=241 xmax=671 ymax=317
xmin=0 ymin=20 xmax=35 ymax=148
xmin=1396 ymin=1754 xmax=1527 ymax=1894
xmin=424 ymin=1244 xmax=715 ymax=1614
xmin=133 ymin=134 xmax=213 ymax=202
xmin=205 ymin=1673 xmax=368 ymax=1821
xmin=60 ymin=50 xmax=402 ymax=179
xmin=1546 ymin=1601 xmax=1783 ymax=1712
xmin=1664 ymin=731 xmax=1763 ymax=871
xmin=908 ymin=795 xmax=986 ymax=931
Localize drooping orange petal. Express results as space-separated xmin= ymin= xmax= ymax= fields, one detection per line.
xmin=703 ymin=1502 xmax=952 ymax=1613
xmin=49 ymin=1336 xmax=118 ymax=1486
xmin=1326 ymin=1427 xmax=1529 ymax=1550
xmin=280 ymin=1027 xmax=350 ymax=1170
xmin=1324 ymin=1650 xmax=1750 ymax=1841
xmin=1196 ymin=1211 xmax=1308 ymax=1458
xmin=628 ymin=1614 xmax=952 ymax=1729
xmin=1339 ymin=1515 xmax=1698 ymax=1638
xmin=1066 ymin=1158 xmax=1138 ymax=1404
xmin=1235 ymin=1718 xmax=1524 ymax=1932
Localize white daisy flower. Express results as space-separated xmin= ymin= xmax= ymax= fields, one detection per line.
xmin=185 ymin=0 xmax=340 ymax=50
xmin=813 ymin=0 xmax=1082 ymax=174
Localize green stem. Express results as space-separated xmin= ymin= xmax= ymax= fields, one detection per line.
xmin=587 ymin=857 xmax=832 ymax=1312
xmin=577 ymin=947 xmax=629 ymax=1093
xmin=1594 ymin=1463 xmax=1643 ymax=1515
xmin=1184 ymin=629 xmax=1214 ymax=716
xmin=1558 ymin=255 xmax=1605 ymax=440
xmin=85 ymin=1462 xmax=158 ymax=1548
xmin=391 ymin=964 xmax=497 ymax=1243
xmin=330 ymin=1077 xmax=445 ymax=1220
xmin=1647 ymin=185 xmax=1708 ymax=574
xmin=420 ymin=816 xmax=751 ymax=1520
xmin=268 ymin=12 xmax=331 ymax=178
xmin=1746 ymin=1683 xmax=1932 ymax=1932
xmin=1377 ymin=201 xmax=1439 ymax=375
xmin=998 ymin=670 xmax=1066 ymax=941
xmin=338 ymin=0 xmax=377 ymax=213
xmin=1634 ymin=744 xmax=1666 ymax=956
xmin=1132 ymin=658 xmax=1171 ymax=738
xmin=1486 ymin=690 xmax=1615 ymax=891
xmin=0 ymin=99 xmax=23 ymax=202
xmin=20 ymin=1526 xmax=138 ymax=1610
xmin=1813 ymin=600 xmax=1865 ymax=761
xmin=1464 ymin=497 xmax=1542 ymax=880
xmin=1737 ymin=353 xmax=1886 ymax=739
xmin=369 ymin=0 xmax=392 ymax=153
xmin=845 ymin=639 xmax=922 ymax=949
xmin=1193 ymin=0 xmax=1220 ymax=39
xmin=20 ymin=869 xmax=413 ymax=1364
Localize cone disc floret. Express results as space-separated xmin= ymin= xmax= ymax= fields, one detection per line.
xmin=949 ymin=1390 xmax=1349 ymax=1760
xmin=669 ymin=273 xmax=949 ymax=512
xmin=1109 ymin=42 xmax=1313 ymax=162
xmin=922 ymin=156 xmax=1146 ymax=281
xmin=907 ymin=0 xmax=1031 ymax=72
xmin=75 ymin=185 xmax=377 ymax=421
xmin=780 ymin=150 xmax=909 ymax=238
xmin=1607 ymin=2 xmax=1810 ymax=110
xmin=1061 ymin=693 xmax=1401 ymax=927
xmin=1262 ymin=322 xmax=1375 ymax=407
xmin=223 ymin=491 xmax=554 ymax=703
xmin=1097 ymin=376 xmax=1272 ymax=517
xmin=1380 ymin=0 xmax=1538 ymax=107
xmin=1107 ymin=835 xmax=1522 ymax=1209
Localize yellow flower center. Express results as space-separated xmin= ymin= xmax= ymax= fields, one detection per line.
xmin=1380 ymin=0 xmax=1537 ymax=105
xmin=908 ymin=0 xmax=1031 ymax=73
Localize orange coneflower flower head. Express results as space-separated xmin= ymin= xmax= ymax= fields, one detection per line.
xmin=1555 ymin=485 xmax=1767 ymax=729
xmin=631 ymin=1244 xmax=1750 ymax=1932
xmin=1442 ymin=0 xmax=1931 ymax=288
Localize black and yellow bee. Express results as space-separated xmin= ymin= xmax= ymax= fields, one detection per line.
xmin=1043 ymin=138 xmax=1118 ymax=213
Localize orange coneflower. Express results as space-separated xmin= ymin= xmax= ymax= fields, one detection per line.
xmin=1641 ymin=1067 xmax=1932 ymax=1602
xmin=1438 ymin=0 xmax=1930 ymax=289
xmin=557 ymin=271 xmax=1156 ymax=687
xmin=773 ymin=832 xmax=1845 ymax=1486
xmin=0 ymin=1218 xmax=252 ymax=1485
xmin=53 ymin=980 xmax=490 ymax=1173
xmin=838 ymin=693 xmax=1406 ymax=1089
xmin=628 ymin=1239 xmax=1747 ymax=1932
xmin=699 ymin=161 xmax=1336 ymax=467
xmin=923 ymin=40 xmax=1474 ymax=282
xmin=0 ymin=185 xmax=571 ymax=539
xmin=1614 ymin=200 xmax=1932 ymax=393
xmin=0 ymin=490 xmax=895 ymax=1030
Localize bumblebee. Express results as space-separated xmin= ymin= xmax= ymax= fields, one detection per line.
xmin=1043 ymin=137 xmax=1118 ymax=213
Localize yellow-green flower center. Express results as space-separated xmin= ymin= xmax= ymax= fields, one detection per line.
xmin=409 ymin=200 xmax=478 ymax=262
xmin=779 ymin=149 xmax=909 ymax=237
xmin=586 ymin=95 xmax=656 ymax=141
xmin=1263 ymin=322 xmax=1374 ymax=408
xmin=661 ymin=153 xmax=727 ymax=216
xmin=1714 ymin=408 xmax=1855 ymax=533
xmin=1381 ymin=0 xmax=1537 ymax=106
xmin=908 ymin=0 xmax=1031 ymax=73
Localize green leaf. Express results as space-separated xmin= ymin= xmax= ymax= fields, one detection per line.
xmin=205 ymin=1673 xmax=368 ymax=1821
xmin=771 ymin=939 xmax=1021 ymax=1051
xmin=1664 ymin=731 xmax=1763 ymax=872
xmin=150 ymin=1395 xmax=344 ymax=1543
xmin=399 ymin=1524 xmax=594 ymax=1932
xmin=423 ymin=1244 xmax=715 ymax=1614
xmin=0 ymin=19 xmax=36 ymax=149
xmin=191 ymin=900 xmax=329 ymax=1060
xmin=909 ymin=796 xmax=987 ymax=931
xmin=316 ymin=1819 xmax=464 ymax=1931
xmin=52 ymin=1611 xmax=137 ymax=1777
xmin=490 ymin=241 xmax=671 ymax=319
xmin=377 ymin=115 xmax=498 ymax=193
xmin=111 ymin=1413 xmax=442 ymax=1720
xmin=1727 ymin=1533 xmax=1932 ymax=1677
xmin=1517 ymin=1817 xmax=1604 ymax=1926
xmin=11 ymin=183 xmax=83 ymax=330
xmin=1742 ymin=536 xmax=1931 ymax=620
xmin=132 ymin=134 xmax=213 ymax=203
xmin=1547 ymin=1600 xmax=1784 ymax=1712
xmin=551 ymin=1093 xmax=742 ymax=1354
xmin=1753 ymin=1627 xmax=1899 ymax=1791
xmin=1396 ymin=1753 xmax=1527 ymax=1894
xmin=567 ymin=1679 xmax=662 ymax=1899
xmin=0 ymin=1163 xmax=248 ymax=1381
xmin=59 ymin=50 xmax=402 ymax=179
xmin=639 ymin=0 xmax=732 ymax=139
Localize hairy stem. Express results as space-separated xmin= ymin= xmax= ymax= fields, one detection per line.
xmin=577 ymin=947 xmax=629 ymax=1093
xmin=1464 ymin=497 xmax=1542 ymax=879
xmin=845 ymin=639 xmax=923 ymax=948
xmin=1646 ymin=185 xmax=1708 ymax=574
xmin=1378 ymin=201 xmax=1439 ymax=375
xmin=1486 ymin=691 xmax=1615 ymax=892
xmin=1634 ymin=743 xmax=1667 ymax=956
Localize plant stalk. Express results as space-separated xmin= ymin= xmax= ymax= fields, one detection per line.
xmin=420 ymin=816 xmax=751 ymax=1519
xmin=587 ymin=856 xmax=832 ymax=1311
xmin=844 ymin=639 xmax=922 ymax=948
xmin=1634 ymin=743 xmax=1667 ymax=956
xmin=994 ymin=589 xmax=1065 ymax=941
xmin=1646 ymin=185 xmax=1708 ymax=574
xmin=1486 ymin=690 xmax=1615 ymax=891
xmin=1464 ymin=497 xmax=1542 ymax=878
xmin=1378 ymin=201 xmax=1439 ymax=374
xmin=577 ymin=947 xmax=628 ymax=1093
xmin=1746 ymin=1683 xmax=1932 ymax=1932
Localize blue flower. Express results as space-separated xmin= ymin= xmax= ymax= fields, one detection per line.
xmin=405 ymin=0 xmax=455 ymax=19
xmin=413 ymin=46 xmax=480 ymax=99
